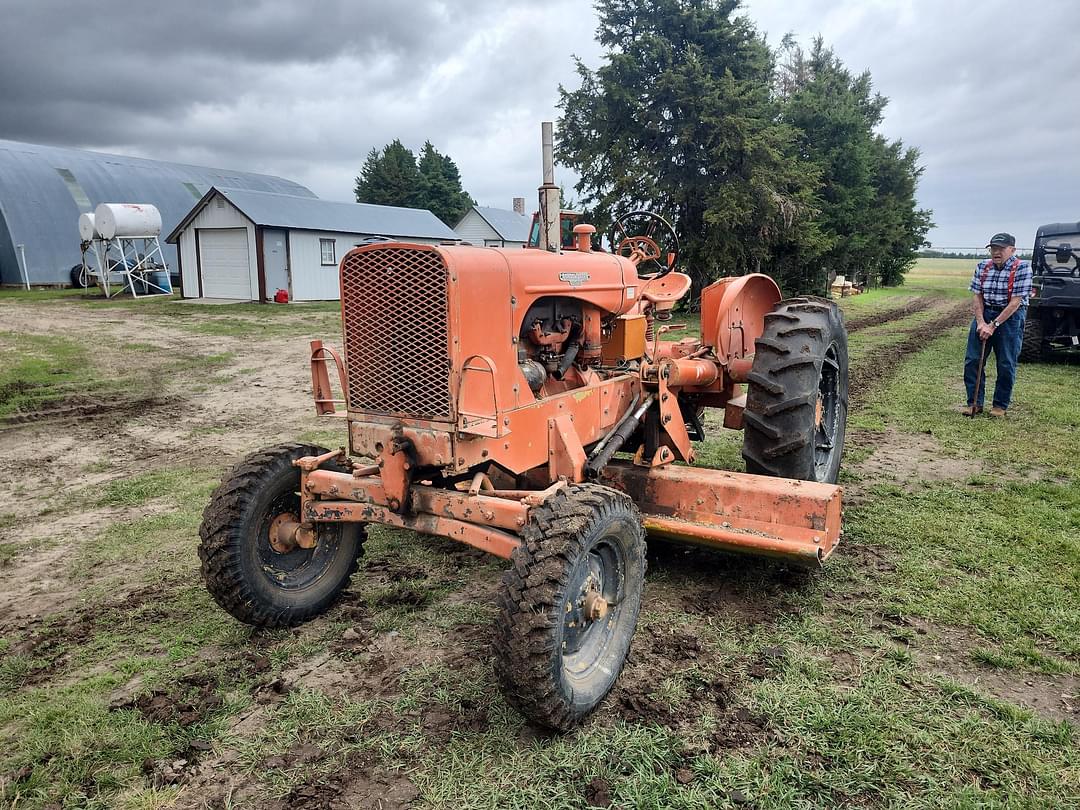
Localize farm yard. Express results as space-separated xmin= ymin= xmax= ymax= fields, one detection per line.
xmin=1 ymin=259 xmax=1078 ymax=809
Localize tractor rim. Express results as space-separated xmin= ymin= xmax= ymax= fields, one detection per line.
xmin=561 ymin=530 xmax=626 ymax=680
xmin=256 ymin=491 xmax=335 ymax=590
xmin=814 ymin=342 xmax=842 ymax=478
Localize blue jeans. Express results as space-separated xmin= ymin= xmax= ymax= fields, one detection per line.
xmin=964 ymin=305 xmax=1025 ymax=409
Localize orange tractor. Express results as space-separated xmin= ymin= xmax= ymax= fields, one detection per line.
xmin=199 ymin=210 xmax=848 ymax=731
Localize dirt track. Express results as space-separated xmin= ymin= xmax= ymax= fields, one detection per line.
xmin=843 ymin=296 xmax=935 ymax=333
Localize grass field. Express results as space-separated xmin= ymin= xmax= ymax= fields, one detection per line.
xmin=0 ymin=258 xmax=1078 ymax=809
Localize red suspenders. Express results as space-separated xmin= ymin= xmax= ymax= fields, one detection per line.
xmin=979 ymin=256 xmax=1020 ymax=300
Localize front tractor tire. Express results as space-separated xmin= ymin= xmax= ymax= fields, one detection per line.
xmin=199 ymin=443 xmax=364 ymax=628
xmin=494 ymin=484 xmax=646 ymax=732
xmin=742 ymin=296 xmax=849 ymax=484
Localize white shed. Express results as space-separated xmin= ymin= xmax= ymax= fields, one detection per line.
xmin=167 ymin=187 xmax=458 ymax=301
xmin=454 ymin=205 xmax=533 ymax=248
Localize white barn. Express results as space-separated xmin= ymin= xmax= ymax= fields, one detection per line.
xmin=454 ymin=205 xmax=533 ymax=248
xmin=167 ymin=187 xmax=458 ymax=301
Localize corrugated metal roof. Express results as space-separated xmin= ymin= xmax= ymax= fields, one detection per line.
xmin=181 ymin=187 xmax=457 ymax=241
xmin=0 ymin=139 xmax=315 ymax=285
xmin=472 ymin=205 xmax=532 ymax=242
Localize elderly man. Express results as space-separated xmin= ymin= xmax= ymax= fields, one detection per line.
xmin=962 ymin=233 xmax=1033 ymax=416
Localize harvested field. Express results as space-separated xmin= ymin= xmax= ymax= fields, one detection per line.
xmin=1 ymin=259 xmax=1078 ymax=809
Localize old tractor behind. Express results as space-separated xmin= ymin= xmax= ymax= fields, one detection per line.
xmin=198 ymin=210 xmax=848 ymax=731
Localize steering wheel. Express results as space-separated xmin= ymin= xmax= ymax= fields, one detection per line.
xmin=608 ymin=210 xmax=680 ymax=278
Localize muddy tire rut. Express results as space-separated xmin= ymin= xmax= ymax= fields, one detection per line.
xmin=848 ymin=300 xmax=970 ymax=410
xmin=844 ymin=296 xmax=935 ymax=333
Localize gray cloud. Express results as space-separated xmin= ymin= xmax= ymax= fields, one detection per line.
xmin=1 ymin=0 xmax=1077 ymax=247
xmin=748 ymin=0 xmax=1080 ymax=246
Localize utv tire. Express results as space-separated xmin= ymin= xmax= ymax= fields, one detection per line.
xmin=742 ymin=296 xmax=848 ymax=484
xmin=494 ymin=484 xmax=646 ymax=732
xmin=1019 ymin=314 xmax=1044 ymax=363
xmin=199 ymin=443 xmax=364 ymax=628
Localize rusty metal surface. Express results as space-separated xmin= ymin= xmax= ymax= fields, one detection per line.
xmin=655 ymin=365 xmax=694 ymax=463
xmin=268 ymin=513 xmax=301 ymax=553
xmin=600 ymin=460 xmax=842 ymax=566
xmin=547 ymin=413 xmax=587 ymax=482
xmin=723 ymin=392 xmax=746 ymax=430
xmin=309 ymin=339 xmax=348 ymax=416
xmin=340 ymin=245 xmax=452 ymax=420
xmin=659 ymin=357 xmax=719 ymax=387
xmin=700 ymin=274 xmax=782 ymax=362
xmin=304 ymin=500 xmax=520 ymax=559
xmin=302 ymin=468 xmax=529 ymax=534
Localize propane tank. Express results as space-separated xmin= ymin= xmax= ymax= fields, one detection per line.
xmin=94 ymin=203 xmax=162 ymax=239
xmin=78 ymin=212 xmax=98 ymax=241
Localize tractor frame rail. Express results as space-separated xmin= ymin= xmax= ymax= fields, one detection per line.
xmin=293 ymin=454 xmax=840 ymax=569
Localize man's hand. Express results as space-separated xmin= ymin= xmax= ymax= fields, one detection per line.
xmin=976 ymin=321 xmax=995 ymax=341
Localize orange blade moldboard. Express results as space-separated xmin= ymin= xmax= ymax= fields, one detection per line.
xmin=600 ymin=461 xmax=842 ymax=567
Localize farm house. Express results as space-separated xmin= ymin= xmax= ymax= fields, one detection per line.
xmin=0 ymin=138 xmax=314 ymax=287
xmin=454 ymin=204 xmax=532 ymax=248
xmin=167 ymin=187 xmax=458 ymax=301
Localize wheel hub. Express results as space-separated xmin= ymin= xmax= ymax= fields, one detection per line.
xmin=582 ymin=591 xmax=609 ymax=621
xmin=268 ymin=512 xmax=316 ymax=553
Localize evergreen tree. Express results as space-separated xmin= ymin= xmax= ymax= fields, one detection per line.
xmin=417 ymin=141 xmax=475 ymax=226
xmin=353 ymin=139 xmax=421 ymax=207
xmin=557 ymin=2 xmax=931 ymax=295
xmin=355 ymin=140 xmax=475 ymax=226
xmin=557 ymin=0 xmax=825 ymax=296
xmin=777 ymin=37 xmax=932 ymax=288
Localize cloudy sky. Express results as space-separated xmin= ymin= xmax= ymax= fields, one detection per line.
xmin=2 ymin=0 xmax=1077 ymax=249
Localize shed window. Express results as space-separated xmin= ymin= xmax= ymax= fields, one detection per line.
xmin=320 ymin=239 xmax=336 ymax=265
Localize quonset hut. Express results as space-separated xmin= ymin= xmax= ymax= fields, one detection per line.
xmin=0 ymin=139 xmax=315 ymax=286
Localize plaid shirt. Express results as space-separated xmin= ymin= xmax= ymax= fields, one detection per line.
xmin=969 ymin=257 xmax=1032 ymax=307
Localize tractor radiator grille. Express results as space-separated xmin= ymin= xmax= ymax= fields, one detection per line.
xmin=340 ymin=246 xmax=452 ymax=420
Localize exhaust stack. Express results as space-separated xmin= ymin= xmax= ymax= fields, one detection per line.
xmin=538 ymin=122 xmax=561 ymax=251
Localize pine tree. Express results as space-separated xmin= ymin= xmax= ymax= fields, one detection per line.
xmin=353 ymin=139 xmax=421 ymax=208
xmin=777 ymin=37 xmax=932 ymax=288
xmin=417 ymin=141 xmax=476 ymax=226
xmin=557 ymin=0 xmax=824 ymax=296
xmin=354 ymin=140 xmax=475 ymax=225
xmin=557 ymin=2 xmax=931 ymax=295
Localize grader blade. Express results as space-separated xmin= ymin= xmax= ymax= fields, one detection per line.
xmin=600 ymin=461 xmax=842 ymax=567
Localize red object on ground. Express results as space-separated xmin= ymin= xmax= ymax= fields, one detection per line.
xmin=273 ymin=289 xmax=289 ymax=304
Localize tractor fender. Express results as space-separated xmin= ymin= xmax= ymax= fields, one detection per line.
xmin=700 ymin=273 xmax=782 ymax=362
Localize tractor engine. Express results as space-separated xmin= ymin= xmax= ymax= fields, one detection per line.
xmin=335 ymin=234 xmax=655 ymax=477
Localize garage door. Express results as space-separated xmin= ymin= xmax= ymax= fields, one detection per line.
xmin=199 ymin=228 xmax=252 ymax=299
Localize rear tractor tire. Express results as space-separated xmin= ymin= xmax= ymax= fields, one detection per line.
xmin=494 ymin=484 xmax=646 ymax=732
xmin=199 ymin=443 xmax=364 ymax=628
xmin=742 ymin=296 xmax=849 ymax=484
xmin=1019 ymin=313 xmax=1044 ymax=363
